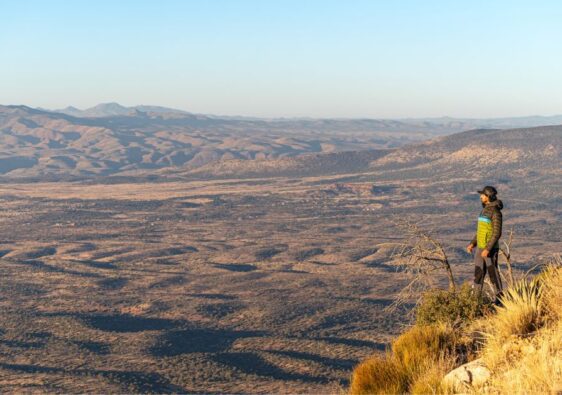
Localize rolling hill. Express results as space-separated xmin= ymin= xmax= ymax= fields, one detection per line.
xmin=0 ymin=104 xmax=449 ymax=180
xmin=1 ymin=104 xmax=561 ymax=182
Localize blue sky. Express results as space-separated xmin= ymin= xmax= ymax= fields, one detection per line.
xmin=2 ymin=0 xmax=562 ymax=118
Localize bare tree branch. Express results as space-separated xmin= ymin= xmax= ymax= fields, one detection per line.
xmin=499 ymin=227 xmax=515 ymax=286
xmin=383 ymin=219 xmax=456 ymax=313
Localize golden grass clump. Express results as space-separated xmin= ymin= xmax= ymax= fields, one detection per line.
xmin=409 ymin=356 xmax=456 ymax=395
xmin=491 ymin=278 xmax=543 ymax=340
xmin=391 ymin=323 xmax=456 ymax=375
xmin=349 ymin=265 xmax=562 ymax=394
xmin=350 ymin=324 xmax=456 ymax=394
xmin=480 ymin=265 xmax=562 ymax=392
xmin=538 ymin=263 xmax=562 ymax=322
xmin=349 ymin=353 xmax=408 ymax=395
xmin=482 ymin=318 xmax=562 ymax=392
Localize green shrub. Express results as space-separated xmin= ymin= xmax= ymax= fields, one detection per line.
xmin=416 ymin=283 xmax=490 ymax=326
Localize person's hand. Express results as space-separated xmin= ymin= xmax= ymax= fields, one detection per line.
xmin=481 ymin=249 xmax=489 ymax=258
xmin=467 ymin=244 xmax=474 ymax=253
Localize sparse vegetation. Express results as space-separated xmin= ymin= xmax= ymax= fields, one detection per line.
xmin=351 ymin=262 xmax=562 ymax=394
xmin=350 ymin=324 xmax=457 ymax=394
xmin=349 ymin=354 xmax=408 ymax=394
xmin=416 ymin=283 xmax=491 ymax=326
xmin=0 ymin=122 xmax=559 ymax=393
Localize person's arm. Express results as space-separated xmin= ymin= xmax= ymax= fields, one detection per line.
xmin=486 ymin=208 xmax=502 ymax=250
xmin=467 ymin=233 xmax=477 ymax=252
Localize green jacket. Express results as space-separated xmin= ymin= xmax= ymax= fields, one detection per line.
xmin=471 ymin=199 xmax=503 ymax=250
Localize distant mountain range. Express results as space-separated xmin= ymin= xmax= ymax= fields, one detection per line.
xmin=45 ymin=102 xmax=562 ymax=129
xmin=46 ymin=102 xmax=191 ymax=118
xmin=174 ymin=125 xmax=561 ymax=182
xmin=0 ymin=103 xmax=561 ymax=181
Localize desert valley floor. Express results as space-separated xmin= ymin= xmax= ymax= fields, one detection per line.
xmin=0 ymin=172 xmax=559 ymax=393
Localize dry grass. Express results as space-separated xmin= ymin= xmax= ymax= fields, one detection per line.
xmin=350 ymin=265 xmax=562 ymax=394
xmin=409 ymin=356 xmax=456 ymax=395
xmin=487 ymin=278 xmax=543 ymax=343
xmin=391 ymin=324 xmax=456 ymax=375
xmin=349 ymin=354 xmax=408 ymax=395
xmin=538 ymin=260 xmax=562 ymax=322
xmin=479 ymin=320 xmax=562 ymax=393
xmin=479 ymin=265 xmax=562 ymax=393
xmin=350 ymin=324 xmax=457 ymax=394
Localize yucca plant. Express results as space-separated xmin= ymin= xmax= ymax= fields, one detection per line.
xmin=535 ymin=263 xmax=562 ymax=323
xmin=495 ymin=277 xmax=544 ymax=337
xmin=481 ymin=265 xmax=562 ymax=392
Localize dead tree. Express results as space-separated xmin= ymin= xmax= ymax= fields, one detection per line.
xmin=384 ymin=219 xmax=456 ymax=312
xmin=499 ymin=227 xmax=515 ymax=286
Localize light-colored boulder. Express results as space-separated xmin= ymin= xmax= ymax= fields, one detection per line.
xmin=442 ymin=358 xmax=491 ymax=391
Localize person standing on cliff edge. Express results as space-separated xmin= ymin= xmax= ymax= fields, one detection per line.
xmin=467 ymin=186 xmax=504 ymax=302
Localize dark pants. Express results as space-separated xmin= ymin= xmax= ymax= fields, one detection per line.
xmin=474 ymin=247 xmax=503 ymax=296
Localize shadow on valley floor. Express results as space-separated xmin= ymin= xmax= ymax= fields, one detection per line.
xmin=76 ymin=259 xmax=119 ymax=270
xmin=196 ymin=302 xmax=245 ymax=319
xmin=41 ymin=312 xmax=182 ymax=333
xmin=0 ymin=362 xmax=184 ymax=393
xmin=186 ymin=293 xmax=237 ymax=300
xmin=0 ymin=332 xmax=51 ymax=351
xmin=97 ymin=277 xmax=128 ymax=290
xmin=72 ymin=340 xmax=112 ymax=355
xmin=14 ymin=259 xmax=104 ymax=278
xmin=269 ymin=349 xmax=358 ymax=370
xmin=213 ymin=263 xmax=257 ymax=272
xmin=306 ymin=336 xmax=386 ymax=349
xmin=213 ymin=352 xmax=330 ymax=384
xmin=150 ymin=328 xmax=266 ymax=356
xmin=364 ymin=259 xmax=406 ymax=272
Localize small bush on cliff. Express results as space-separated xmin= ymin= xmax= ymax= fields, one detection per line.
xmin=392 ymin=323 xmax=457 ymax=375
xmin=349 ymin=353 xmax=408 ymax=395
xmin=350 ymin=324 xmax=456 ymax=394
xmin=481 ymin=265 xmax=562 ymax=393
xmin=415 ymin=283 xmax=490 ymax=326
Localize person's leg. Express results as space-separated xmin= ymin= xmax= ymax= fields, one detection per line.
xmin=474 ymin=247 xmax=486 ymax=297
xmin=485 ymin=248 xmax=503 ymax=298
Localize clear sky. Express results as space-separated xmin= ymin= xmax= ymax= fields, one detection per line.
xmin=2 ymin=0 xmax=562 ymax=118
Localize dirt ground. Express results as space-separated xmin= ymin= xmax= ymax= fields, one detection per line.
xmin=0 ymin=176 xmax=559 ymax=393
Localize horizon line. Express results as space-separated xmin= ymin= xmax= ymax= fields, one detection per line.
xmin=3 ymin=102 xmax=562 ymax=121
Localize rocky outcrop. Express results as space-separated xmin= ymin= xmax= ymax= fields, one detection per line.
xmin=442 ymin=358 xmax=491 ymax=390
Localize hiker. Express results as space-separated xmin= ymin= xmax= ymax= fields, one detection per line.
xmin=466 ymin=186 xmax=503 ymax=301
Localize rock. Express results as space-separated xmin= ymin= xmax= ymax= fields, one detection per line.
xmin=442 ymin=358 xmax=491 ymax=390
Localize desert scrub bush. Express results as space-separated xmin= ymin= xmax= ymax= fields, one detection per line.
xmin=409 ymin=356 xmax=456 ymax=395
xmin=415 ymin=283 xmax=490 ymax=326
xmin=480 ymin=277 xmax=544 ymax=371
xmin=483 ymin=320 xmax=562 ymax=393
xmin=349 ymin=353 xmax=408 ymax=395
xmin=391 ymin=323 xmax=457 ymax=376
xmin=536 ymin=264 xmax=562 ymax=323
xmin=350 ymin=324 xmax=457 ymax=394
xmin=479 ymin=266 xmax=562 ymax=392
xmin=494 ymin=277 xmax=544 ymax=338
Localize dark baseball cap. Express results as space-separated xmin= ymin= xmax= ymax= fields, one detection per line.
xmin=477 ymin=186 xmax=498 ymax=197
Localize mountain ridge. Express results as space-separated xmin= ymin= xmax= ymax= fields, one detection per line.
xmin=0 ymin=104 xmax=560 ymax=183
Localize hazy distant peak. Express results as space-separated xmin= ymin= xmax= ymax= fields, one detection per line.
xmin=84 ymin=102 xmax=130 ymax=116
xmin=133 ymin=105 xmax=191 ymax=114
xmin=53 ymin=105 xmax=83 ymax=117
xmin=0 ymin=104 xmax=47 ymax=116
xmin=51 ymin=102 xmax=193 ymax=118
